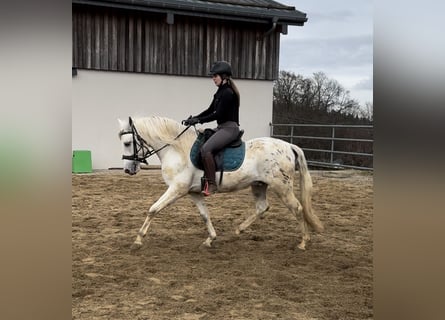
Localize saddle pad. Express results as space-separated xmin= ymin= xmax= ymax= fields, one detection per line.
xmin=190 ymin=138 xmax=246 ymax=172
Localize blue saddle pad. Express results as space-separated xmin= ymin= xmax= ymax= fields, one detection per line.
xmin=190 ymin=135 xmax=245 ymax=172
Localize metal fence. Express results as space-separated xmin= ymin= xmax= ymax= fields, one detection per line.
xmin=270 ymin=123 xmax=373 ymax=171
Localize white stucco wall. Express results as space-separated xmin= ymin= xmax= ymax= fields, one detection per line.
xmin=72 ymin=70 xmax=273 ymax=169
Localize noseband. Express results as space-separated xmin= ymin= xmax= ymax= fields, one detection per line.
xmin=120 ymin=117 xmax=192 ymax=164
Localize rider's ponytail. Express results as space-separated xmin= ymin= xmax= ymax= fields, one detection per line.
xmin=227 ymin=78 xmax=240 ymax=107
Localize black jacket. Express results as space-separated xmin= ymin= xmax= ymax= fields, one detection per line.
xmin=196 ymin=83 xmax=239 ymax=125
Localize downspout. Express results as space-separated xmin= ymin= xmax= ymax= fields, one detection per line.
xmin=265 ymin=17 xmax=278 ymax=36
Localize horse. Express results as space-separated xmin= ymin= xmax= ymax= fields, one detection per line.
xmin=118 ymin=116 xmax=324 ymax=250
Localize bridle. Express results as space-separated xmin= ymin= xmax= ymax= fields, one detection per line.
xmin=119 ymin=117 xmax=191 ymax=164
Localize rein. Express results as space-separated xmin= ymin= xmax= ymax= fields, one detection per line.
xmin=121 ymin=117 xmax=192 ymax=164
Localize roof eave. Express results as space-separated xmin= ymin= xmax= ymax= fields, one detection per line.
xmin=72 ymin=0 xmax=308 ymax=26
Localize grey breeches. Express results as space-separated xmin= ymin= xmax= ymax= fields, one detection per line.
xmin=200 ymin=121 xmax=240 ymax=156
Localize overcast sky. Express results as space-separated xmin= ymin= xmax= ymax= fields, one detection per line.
xmin=278 ymin=0 xmax=373 ymax=106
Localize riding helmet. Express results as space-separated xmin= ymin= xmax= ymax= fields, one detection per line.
xmin=209 ymin=61 xmax=232 ymax=77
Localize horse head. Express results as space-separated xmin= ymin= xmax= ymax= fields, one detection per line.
xmin=118 ymin=117 xmax=147 ymax=175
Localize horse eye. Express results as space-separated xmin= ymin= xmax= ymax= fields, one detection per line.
xmin=124 ymin=142 xmax=131 ymax=147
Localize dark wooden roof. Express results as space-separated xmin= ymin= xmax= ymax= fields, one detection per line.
xmin=73 ymin=0 xmax=307 ymax=25
xmin=198 ymin=0 xmax=294 ymax=10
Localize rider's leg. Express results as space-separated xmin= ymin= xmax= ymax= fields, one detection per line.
xmin=200 ymin=123 xmax=239 ymax=196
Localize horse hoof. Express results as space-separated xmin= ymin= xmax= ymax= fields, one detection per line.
xmin=259 ymin=206 xmax=270 ymax=219
xmin=130 ymin=242 xmax=142 ymax=252
xmin=202 ymin=238 xmax=213 ymax=247
xmin=235 ymin=228 xmax=242 ymax=235
xmin=297 ymin=243 xmax=306 ymax=251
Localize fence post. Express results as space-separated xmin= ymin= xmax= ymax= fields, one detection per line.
xmin=290 ymin=126 xmax=294 ymax=144
xmin=330 ymin=127 xmax=335 ymax=164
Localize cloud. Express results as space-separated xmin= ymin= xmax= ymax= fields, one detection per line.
xmin=353 ymin=76 xmax=373 ymax=90
xmin=307 ymin=10 xmax=355 ymax=22
xmin=278 ymin=0 xmax=373 ymax=105
xmin=280 ymin=34 xmax=373 ymax=71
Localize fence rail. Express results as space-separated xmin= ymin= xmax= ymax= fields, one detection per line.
xmin=270 ymin=123 xmax=373 ymax=171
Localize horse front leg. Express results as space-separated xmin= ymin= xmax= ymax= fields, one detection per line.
xmin=189 ymin=193 xmax=217 ymax=247
xmin=131 ymin=186 xmax=185 ymax=250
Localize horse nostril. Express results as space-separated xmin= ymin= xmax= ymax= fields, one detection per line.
xmin=124 ymin=169 xmax=130 ymax=174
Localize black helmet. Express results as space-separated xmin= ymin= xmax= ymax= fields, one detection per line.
xmin=209 ymin=61 xmax=232 ymax=77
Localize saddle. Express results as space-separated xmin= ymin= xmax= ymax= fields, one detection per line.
xmin=190 ymin=128 xmax=246 ymax=174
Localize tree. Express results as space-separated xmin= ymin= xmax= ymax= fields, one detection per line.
xmin=362 ymin=102 xmax=373 ymax=121
xmin=272 ymin=70 xmax=373 ymax=168
xmin=273 ymin=71 xmax=303 ymax=110
xmin=273 ymin=70 xmax=372 ymax=123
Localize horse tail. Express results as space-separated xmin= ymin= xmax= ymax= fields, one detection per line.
xmin=290 ymin=144 xmax=324 ymax=233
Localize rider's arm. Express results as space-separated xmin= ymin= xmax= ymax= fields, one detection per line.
xmin=198 ymin=89 xmax=235 ymax=124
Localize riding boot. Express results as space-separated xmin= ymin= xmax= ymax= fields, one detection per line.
xmin=201 ymin=152 xmax=217 ymax=196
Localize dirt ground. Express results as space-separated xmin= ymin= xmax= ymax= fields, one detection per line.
xmin=72 ymin=169 xmax=373 ymax=320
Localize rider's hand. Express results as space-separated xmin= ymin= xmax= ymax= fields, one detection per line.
xmin=182 ymin=115 xmax=192 ymax=125
xmin=183 ymin=116 xmax=199 ymax=126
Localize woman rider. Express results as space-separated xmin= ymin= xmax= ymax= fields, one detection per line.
xmin=183 ymin=61 xmax=241 ymax=196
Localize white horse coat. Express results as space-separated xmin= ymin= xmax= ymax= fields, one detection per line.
xmin=118 ymin=116 xmax=324 ymax=250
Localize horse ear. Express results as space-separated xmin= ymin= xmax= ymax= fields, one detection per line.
xmin=118 ymin=118 xmax=125 ymax=129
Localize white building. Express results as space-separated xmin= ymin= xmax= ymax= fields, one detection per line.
xmin=72 ymin=0 xmax=307 ymax=169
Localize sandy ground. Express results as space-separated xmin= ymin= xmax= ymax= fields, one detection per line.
xmin=72 ymin=169 xmax=373 ymax=319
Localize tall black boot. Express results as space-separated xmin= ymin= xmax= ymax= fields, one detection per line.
xmin=201 ymin=152 xmax=217 ymax=196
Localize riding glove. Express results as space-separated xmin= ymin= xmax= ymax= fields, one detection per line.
xmin=183 ymin=117 xmax=200 ymax=126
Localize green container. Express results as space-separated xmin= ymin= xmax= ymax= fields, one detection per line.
xmin=72 ymin=150 xmax=92 ymax=173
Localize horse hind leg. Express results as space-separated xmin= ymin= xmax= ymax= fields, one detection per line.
xmin=236 ymin=182 xmax=269 ymax=235
xmin=276 ymin=189 xmax=310 ymax=250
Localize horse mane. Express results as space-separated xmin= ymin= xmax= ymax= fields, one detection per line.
xmin=133 ymin=116 xmax=196 ymax=156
